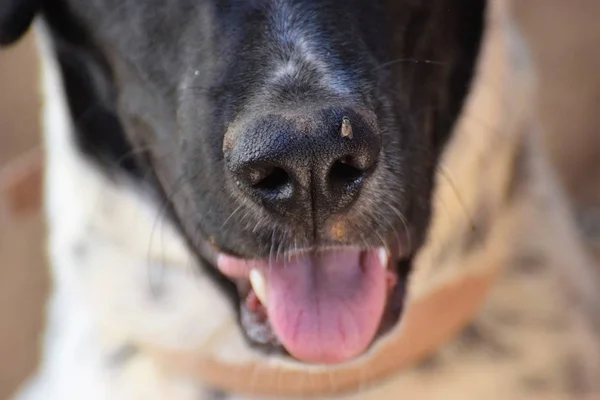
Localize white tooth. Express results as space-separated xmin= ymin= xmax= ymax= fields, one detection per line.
xmin=378 ymin=248 xmax=389 ymax=269
xmin=249 ymin=269 xmax=268 ymax=306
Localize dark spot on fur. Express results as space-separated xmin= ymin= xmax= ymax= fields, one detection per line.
xmin=107 ymin=344 xmax=139 ymax=367
xmin=457 ymin=323 xmax=514 ymax=358
xmin=433 ymin=206 xmax=490 ymax=267
xmin=503 ymin=133 xmax=530 ymax=206
xmin=461 ymin=206 xmax=490 ymax=254
xmin=520 ymin=374 xmax=551 ymax=393
xmin=458 ymin=324 xmax=486 ymax=346
xmin=414 ymin=353 xmax=443 ymax=372
xmin=461 ymin=219 xmax=484 ymax=253
xmin=511 ymin=251 xmax=546 ymax=275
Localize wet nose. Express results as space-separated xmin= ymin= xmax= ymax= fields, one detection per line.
xmin=226 ymin=108 xmax=381 ymax=220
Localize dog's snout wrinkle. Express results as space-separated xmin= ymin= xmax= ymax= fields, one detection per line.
xmin=226 ymin=108 xmax=381 ymax=227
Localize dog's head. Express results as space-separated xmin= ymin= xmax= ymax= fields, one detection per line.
xmin=2 ymin=0 xmax=485 ymax=388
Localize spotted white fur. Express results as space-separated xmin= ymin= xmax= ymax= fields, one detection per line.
xmin=12 ymin=23 xmax=236 ymax=400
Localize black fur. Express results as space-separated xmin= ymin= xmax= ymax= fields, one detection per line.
xmin=42 ymin=1 xmax=144 ymax=179
xmin=1 ymin=0 xmax=486 ymax=354
xmin=0 ymin=0 xmax=41 ymax=45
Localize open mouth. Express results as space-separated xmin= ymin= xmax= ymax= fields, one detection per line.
xmin=216 ymin=245 xmax=410 ymax=365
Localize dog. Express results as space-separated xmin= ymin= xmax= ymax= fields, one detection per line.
xmin=2 ymin=0 xmax=600 ymax=399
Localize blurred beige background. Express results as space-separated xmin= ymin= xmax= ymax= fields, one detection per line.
xmin=1 ymin=2 xmax=599 ymax=399
xmin=0 ymin=31 xmax=47 ymax=400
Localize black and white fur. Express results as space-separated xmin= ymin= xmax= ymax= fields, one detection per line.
xmin=0 ymin=0 xmax=487 ymax=398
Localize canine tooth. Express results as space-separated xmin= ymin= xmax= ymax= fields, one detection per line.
xmin=249 ymin=269 xmax=268 ymax=306
xmin=378 ymin=248 xmax=389 ymax=269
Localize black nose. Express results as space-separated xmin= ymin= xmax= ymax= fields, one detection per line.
xmin=225 ymin=108 xmax=381 ymax=221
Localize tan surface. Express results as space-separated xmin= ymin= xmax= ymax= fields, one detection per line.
xmin=514 ymin=0 xmax=600 ymax=207
xmin=0 ymin=32 xmax=47 ymax=400
xmin=0 ymin=2 xmax=600 ymax=398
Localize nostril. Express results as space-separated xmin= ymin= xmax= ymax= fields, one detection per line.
xmin=251 ymin=166 xmax=289 ymax=190
xmin=328 ymin=156 xmax=368 ymax=190
xmin=246 ymin=166 xmax=293 ymax=200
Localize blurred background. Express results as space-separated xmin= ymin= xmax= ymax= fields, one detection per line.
xmin=0 ymin=1 xmax=599 ymax=399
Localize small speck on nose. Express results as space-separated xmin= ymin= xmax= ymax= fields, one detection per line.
xmin=341 ymin=116 xmax=353 ymax=139
xmin=330 ymin=219 xmax=347 ymax=240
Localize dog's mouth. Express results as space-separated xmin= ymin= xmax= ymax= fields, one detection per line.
xmin=216 ymin=244 xmax=410 ymax=365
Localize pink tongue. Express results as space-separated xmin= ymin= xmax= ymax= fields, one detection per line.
xmin=264 ymin=250 xmax=387 ymax=364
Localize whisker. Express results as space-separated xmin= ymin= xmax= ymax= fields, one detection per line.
xmin=374 ymin=57 xmax=446 ymax=71
xmin=435 ymin=163 xmax=475 ymax=229
xmin=384 ymin=206 xmax=404 ymax=253
xmin=251 ymin=215 xmax=264 ymax=234
xmin=146 ymin=168 xmax=202 ymax=298
xmin=223 ymin=203 xmax=244 ymax=227
xmin=374 ymin=230 xmax=390 ymax=255
xmin=275 ymin=230 xmax=285 ymax=262
xmin=387 ymin=203 xmax=413 ymax=253
xmin=269 ymin=229 xmax=276 ymax=273
xmin=238 ymin=207 xmax=255 ymax=229
xmin=293 ymin=237 xmax=299 ymax=263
